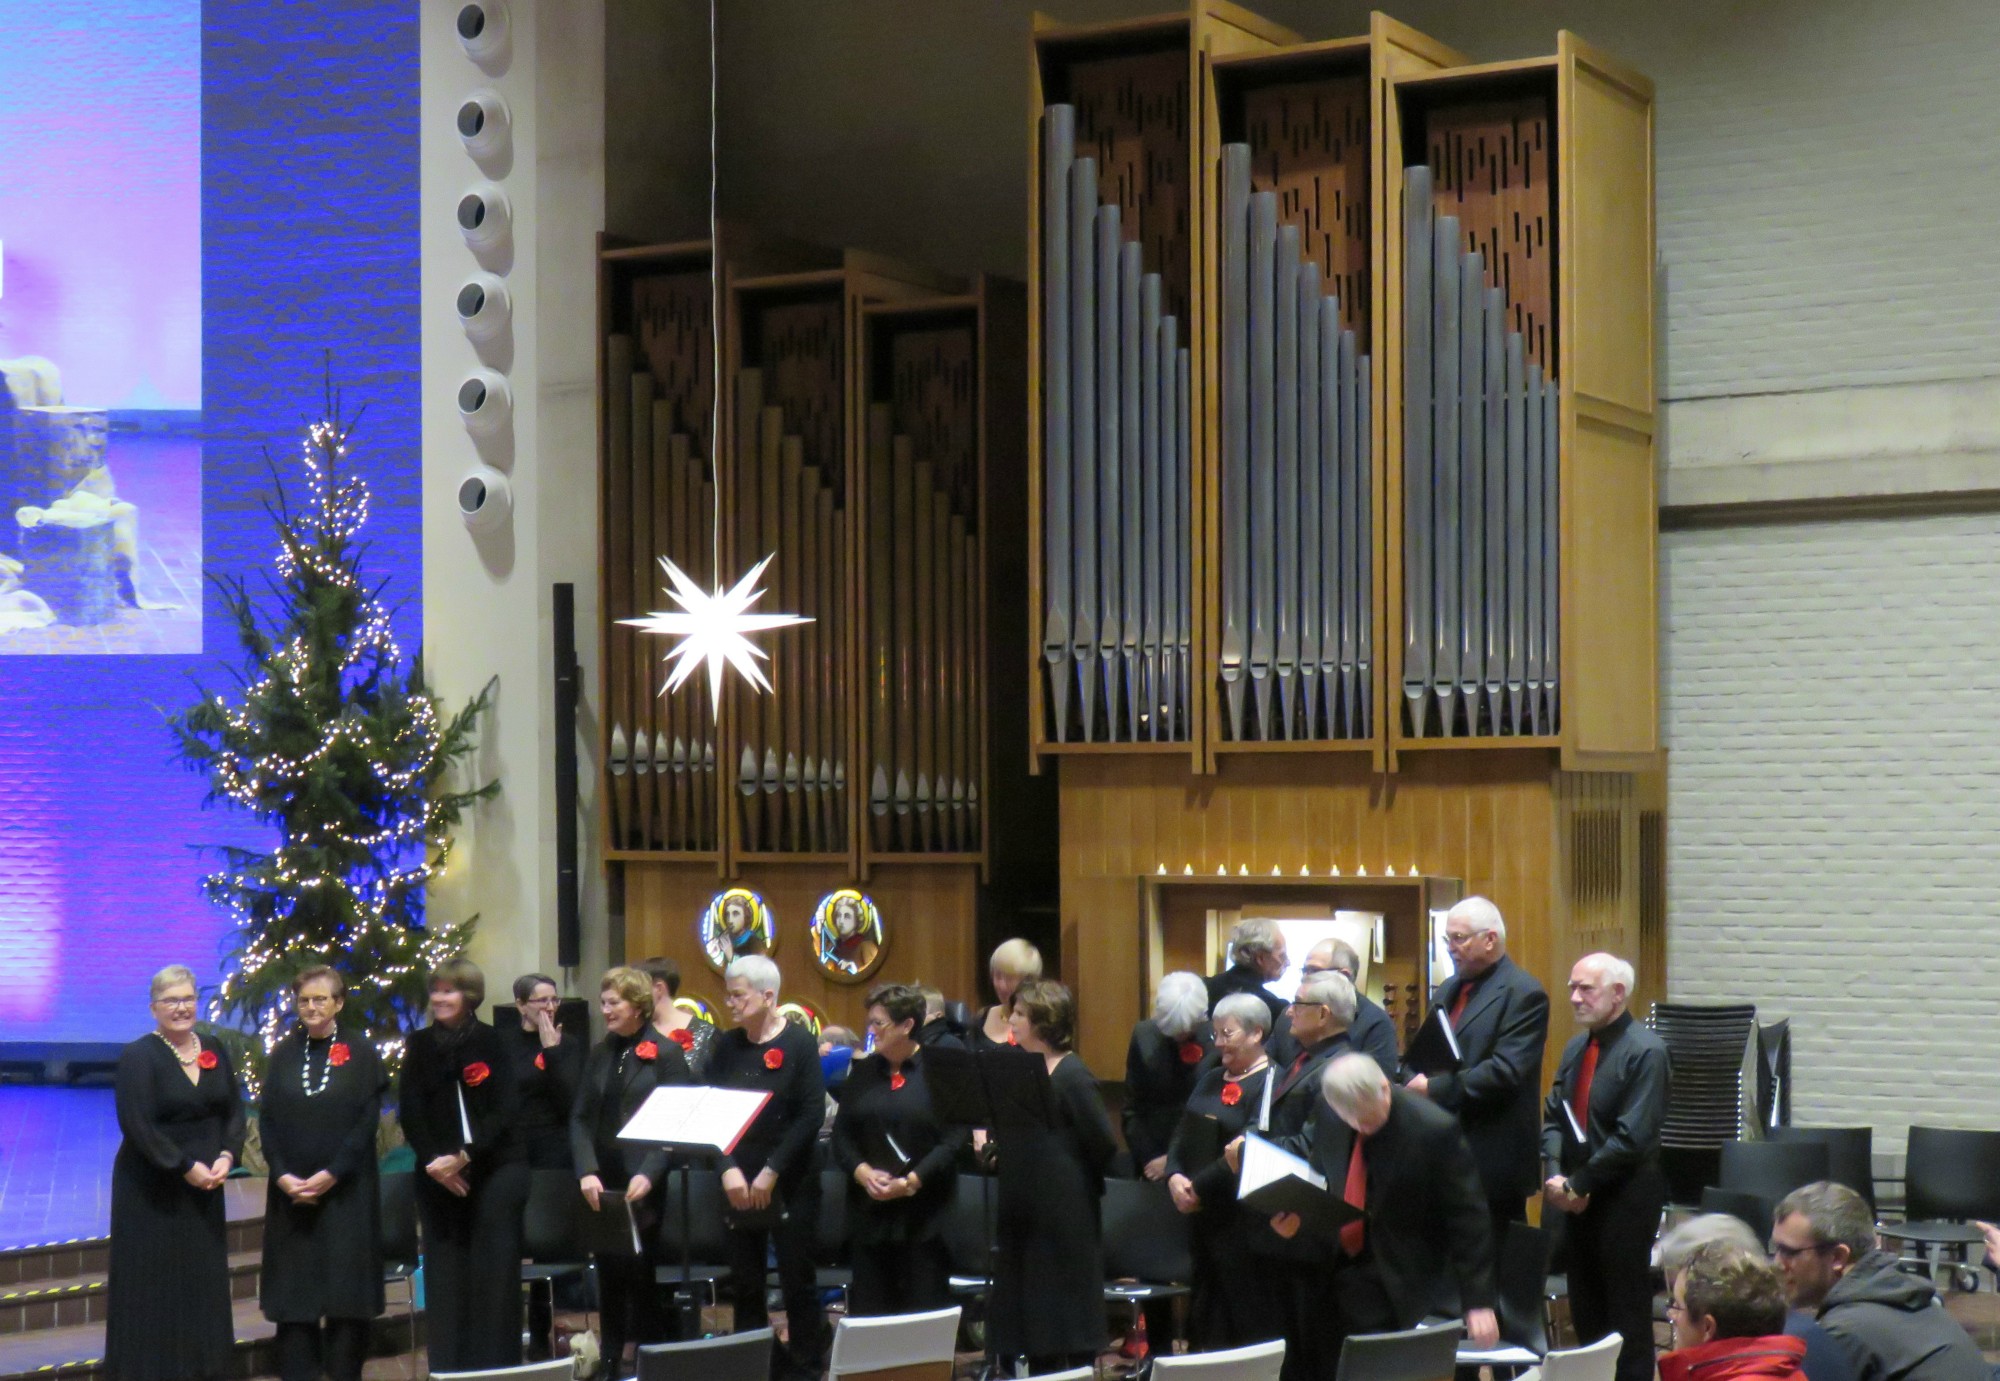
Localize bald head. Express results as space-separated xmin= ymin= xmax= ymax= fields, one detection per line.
xmin=1568 ymin=951 xmax=1635 ymax=1029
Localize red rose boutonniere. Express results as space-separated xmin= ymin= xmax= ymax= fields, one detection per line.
xmin=890 ymin=1072 xmax=907 ymax=1092
xmin=462 ymin=1061 xmax=491 ymax=1087
xmin=763 ymin=1046 xmax=785 ymax=1071
xmin=534 ymin=1051 xmax=546 ymax=1071
xmin=329 ymin=1043 xmax=351 ymax=1067
xmin=1005 ymin=1030 xmax=1018 ymax=1046
xmin=197 ymin=1049 xmax=219 ymax=1071
xmin=668 ymin=1028 xmax=695 ymax=1052
xmin=1178 ymin=1041 xmax=1203 ymax=1065
xmin=634 ymin=1041 xmax=659 ymax=1062
xmin=1219 ymin=1081 xmax=1242 ymax=1107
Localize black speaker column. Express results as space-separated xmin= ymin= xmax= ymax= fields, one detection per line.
xmin=553 ymin=582 xmax=581 ymax=970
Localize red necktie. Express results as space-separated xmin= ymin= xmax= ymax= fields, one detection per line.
xmin=1340 ymin=1134 xmax=1367 ymax=1256
xmin=1449 ymin=978 xmax=1476 ymax=1024
xmin=1289 ymin=1049 xmax=1310 ymax=1080
xmin=1571 ymin=1037 xmax=1600 ymax=1131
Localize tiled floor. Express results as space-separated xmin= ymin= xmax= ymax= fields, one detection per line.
xmin=0 ymin=433 xmax=203 ymax=656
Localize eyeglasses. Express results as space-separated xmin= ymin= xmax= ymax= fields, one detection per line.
xmin=522 ymin=995 xmax=560 ymax=1006
xmin=1288 ymin=999 xmax=1329 ymax=1011
xmin=297 ymin=995 xmax=338 ymax=1008
xmin=1769 ymin=1241 xmax=1835 ymax=1263
xmin=1443 ymin=931 xmax=1479 ymax=948
xmin=154 ymin=996 xmax=198 ymax=1010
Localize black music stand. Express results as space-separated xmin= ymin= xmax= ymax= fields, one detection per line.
xmin=925 ymin=1046 xmax=1051 ymax=1381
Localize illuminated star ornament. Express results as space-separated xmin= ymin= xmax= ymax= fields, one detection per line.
xmin=622 ymin=554 xmax=811 ymax=711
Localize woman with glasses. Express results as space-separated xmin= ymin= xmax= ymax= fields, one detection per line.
xmin=1167 ymin=992 xmax=1283 ymax=1351
xmin=257 ymin=967 xmax=387 ymax=1381
xmin=105 ymin=965 xmax=245 ymax=1381
xmin=398 ymin=957 xmax=527 ymax=1373
xmin=507 ymin=973 xmax=582 ymax=1173
xmin=830 ymin=983 xmax=969 ymax=1316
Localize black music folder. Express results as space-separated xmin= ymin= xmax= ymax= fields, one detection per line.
xmin=1174 ymin=1110 xmax=1226 ymax=1174
xmin=1403 ymin=1007 xmax=1464 ymax=1077
xmin=1237 ymin=1133 xmax=1363 ymax=1242
xmin=577 ymin=1193 xmax=645 ymax=1258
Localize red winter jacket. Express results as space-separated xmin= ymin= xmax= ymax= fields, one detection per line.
xmin=1659 ymin=1334 xmax=1809 ymax=1381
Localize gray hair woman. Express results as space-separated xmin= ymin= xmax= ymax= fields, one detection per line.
xmin=105 ymin=965 xmax=245 ymax=1381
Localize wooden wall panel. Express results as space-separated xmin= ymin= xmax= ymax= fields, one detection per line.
xmin=626 ymin=859 xmax=979 ymax=1032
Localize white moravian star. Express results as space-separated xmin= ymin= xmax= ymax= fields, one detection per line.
xmin=621 ymin=554 xmax=811 ymax=710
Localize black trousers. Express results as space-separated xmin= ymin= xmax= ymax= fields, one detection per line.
xmin=1560 ymin=1166 xmax=1666 ymax=1381
xmin=849 ymin=1234 xmax=952 ymax=1317
xmin=274 ymin=1319 xmax=369 ymax=1381
xmin=1289 ymin=1250 xmax=1397 ymax=1381
xmin=597 ymin=1252 xmax=674 ymax=1377
xmin=723 ymin=1183 xmax=827 ymax=1375
xmin=415 ymin=1160 xmax=530 ymax=1373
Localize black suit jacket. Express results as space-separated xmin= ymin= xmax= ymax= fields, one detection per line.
xmin=829 ymin=1050 xmax=967 ymax=1242
xmin=1540 ymin=1012 xmax=1669 ymax=1199
xmin=1418 ymin=954 xmax=1550 ymax=1202
xmin=1207 ymin=963 xmax=1287 ymax=1031
xmin=1268 ymin=995 xmax=1400 ymax=1077
xmin=1122 ymin=1020 xmax=1213 ymax=1168
xmin=398 ymin=1016 xmax=521 ymax=1171
xmin=569 ymin=1030 xmax=694 ymax=1187
xmin=1278 ymin=1086 xmax=1495 ymax=1326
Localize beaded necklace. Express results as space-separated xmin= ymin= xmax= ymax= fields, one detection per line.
xmin=156 ymin=1030 xmax=200 ymax=1066
xmin=302 ymin=1034 xmax=336 ymax=1098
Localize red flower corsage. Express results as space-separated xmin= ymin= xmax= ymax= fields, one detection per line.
xmin=763 ymin=1046 xmax=784 ymax=1070
xmin=329 ymin=1043 xmax=351 ymax=1067
xmin=1005 ymin=1030 xmax=1018 ymax=1046
xmin=534 ymin=1051 xmax=546 ymax=1071
xmin=890 ymin=1072 xmax=907 ymax=1092
xmin=634 ymin=1040 xmax=659 ymax=1062
xmin=197 ymin=1049 xmax=219 ymax=1071
xmin=1178 ymin=1041 xmax=1203 ymax=1065
xmin=1219 ymin=1081 xmax=1242 ymax=1107
xmin=668 ymin=1028 xmax=695 ymax=1052
xmin=462 ymin=1061 xmax=491 ymax=1087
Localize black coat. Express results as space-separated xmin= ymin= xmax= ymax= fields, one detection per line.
xmin=505 ymin=1022 xmax=583 ymax=1171
xmin=1269 ymin=995 xmax=1399 ymax=1075
xmin=707 ymin=1022 xmax=826 ymax=1189
xmin=1206 ymin=963 xmax=1287 ymax=1032
xmin=106 ymin=1033 xmax=246 ymax=1381
xmin=259 ymin=1026 xmax=387 ymax=1322
xmin=829 ymin=1050 xmax=967 ymax=1243
xmin=1276 ymin=1086 xmax=1496 ymax=1327
xmin=398 ymin=1017 xmax=521 ymax=1173
xmin=1540 ymin=1012 xmax=1669 ymax=1199
xmin=570 ymin=1028 xmax=694 ymax=1189
xmin=1122 ymin=1020 xmax=1213 ymax=1169
xmin=1419 ymin=954 xmax=1550 ymax=1203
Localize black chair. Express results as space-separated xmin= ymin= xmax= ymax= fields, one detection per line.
xmin=1336 ymin=1323 xmax=1463 ymax=1381
xmin=810 ymin=1166 xmax=854 ymax=1296
xmin=941 ymin=1172 xmax=994 ymax=1299
xmin=378 ymin=1171 xmax=419 ymax=1375
xmin=1099 ymin=1177 xmax=1193 ymax=1335
xmin=1459 ymin=1222 xmax=1548 ymax=1372
xmin=1718 ymin=1139 xmax=1828 ymax=1205
xmin=654 ymin=1167 xmax=734 ymax=1304
xmin=1698 ymin=1186 xmax=1774 ymax=1246
xmin=520 ymin=1168 xmax=588 ymax=1360
xmin=638 ymin=1328 xmax=775 ymax=1381
xmin=1767 ymin=1126 xmax=1875 ymax=1209
xmin=1883 ymin=1127 xmax=2000 ymax=1250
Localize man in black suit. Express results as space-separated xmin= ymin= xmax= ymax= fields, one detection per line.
xmin=1254 ymin=1053 xmax=1498 ymax=1381
xmin=1206 ymin=917 xmax=1288 ymax=1030
xmin=1542 ymin=953 xmax=1669 ymax=1381
xmin=1269 ymin=938 xmax=1400 ymax=1074
xmin=1404 ymin=896 xmax=1550 ymax=1231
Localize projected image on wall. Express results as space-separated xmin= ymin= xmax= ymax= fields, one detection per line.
xmin=0 ymin=0 xmax=201 ymax=654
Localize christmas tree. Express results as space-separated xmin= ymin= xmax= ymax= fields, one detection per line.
xmin=171 ymin=387 xmax=494 ymax=1088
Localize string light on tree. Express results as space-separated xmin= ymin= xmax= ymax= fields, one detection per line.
xmin=170 ymin=379 xmax=494 ymax=1093
xmin=621 ymin=553 xmax=811 ymax=711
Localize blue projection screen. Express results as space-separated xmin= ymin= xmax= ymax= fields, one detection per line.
xmin=0 ymin=0 xmax=420 ymax=1043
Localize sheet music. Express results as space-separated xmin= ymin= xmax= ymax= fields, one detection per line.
xmin=1257 ymin=1064 xmax=1273 ymax=1132
xmin=618 ymin=1085 xmax=773 ymax=1153
xmin=1239 ymin=1131 xmax=1327 ymax=1197
xmin=456 ymin=1083 xmax=474 ymax=1147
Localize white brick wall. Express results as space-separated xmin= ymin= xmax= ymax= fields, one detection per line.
xmin=1662 ymin=514 xmax=2000 ymax=1136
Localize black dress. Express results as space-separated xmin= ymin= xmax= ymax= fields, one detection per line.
xmin=106 ymin=1033 xmax=246 ymax=1381
xmin=707 ymin=1021 xmax=828 ymax=1376
xmin=505 ymin=1022 xmax=583 ymax=1172
xmin=397 ymin=1016 xmax=528 ymax=1374
xmin=828 ymin=1050 xmax=968 ymax=1316
xmin=990 ymin=1052 xmax=1118 ymax=1367
xmin=570 ymin=1028 xmax=693 ymax=1371
xmin=1168 ymin=1063 xmax=1284 ymax=1351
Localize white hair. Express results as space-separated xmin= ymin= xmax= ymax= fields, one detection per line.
xmin=1319 ymin=1052 xmax=1390 ymax=1116
xmin=725 ymin=954 xmax=781 ymax=995
xmin=1229 ymin=916 xmax=1282 ymax=960
xmin=1658 ymin=1213 xmax=1762 ymax=1278
xmin=150 ymin=964 xmax=199 ymax=1000
xmin=1298 ymin=970 xmax=1356 ymax=1028
xmin=1447 ymin=896 xmax=1506 ymax=941
xmin=1152 ymin=971 xmax=1210 ymax=1039
xmin=1212 ymin=991 xmax=1273 ymax=1039
xmin=1580 ymin=951 xmax=1636 ymax=994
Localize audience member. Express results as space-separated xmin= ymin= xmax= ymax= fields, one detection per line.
xmin=1662 ymin=1241 xmax=1808 ymax=1381
xmin=1660 ymin=1215 xmax=1855 ymax=1381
